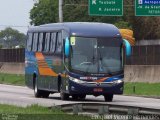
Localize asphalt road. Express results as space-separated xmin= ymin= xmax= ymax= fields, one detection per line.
xmin=0 ymin=84 xmax=160 ymax=109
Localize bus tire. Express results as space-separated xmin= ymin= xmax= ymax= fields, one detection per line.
xmin=60 ymin=84 xmax=69 ymax=100
xmin=41 ymin=91 xmax=50 ymax=98
xmin=72 ymin=95 xmax=78 ymax=100
xmin=104 ymin=94 xmax=113 ymax=102
xmin=79 ymin=94 xmax=86 ymax=100
xmin=58 ymin=76 xmax=61 ymax=92
xmin=33 ymin=76 xmax=42 ymax=98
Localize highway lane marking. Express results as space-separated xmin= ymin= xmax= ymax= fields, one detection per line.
xmin=0 ymin=84 xmax=28 ymax=89
xmin=19 ymin=96 xmax=53 ymax=100
xmin=0 ymin=90 xmax=33 ymax=96
xmin=19 ymin=97 xmax=36 ymax=100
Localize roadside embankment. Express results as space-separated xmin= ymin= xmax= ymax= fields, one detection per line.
xmin=0 ymin=62 xmax=24 ymax=75
xmin=125 ymin=65 xmax=160 ymax=83
xmin=0 ymin=63 xmax=160 ymax=83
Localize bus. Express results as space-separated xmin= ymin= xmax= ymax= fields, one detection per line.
xmin=25 ymin=22 xmax=131 ymax=102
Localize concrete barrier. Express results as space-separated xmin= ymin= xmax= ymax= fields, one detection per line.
xmin=0 ymin=62 xmax=24 ymax=75
xmin=0 ymin=63 xmax=160 ymax=83
xmin=125 ymin=65 xmax=160 ymax=83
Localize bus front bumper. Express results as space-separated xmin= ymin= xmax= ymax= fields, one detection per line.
xmin=68 ymin=80 xmax=124 ymax=95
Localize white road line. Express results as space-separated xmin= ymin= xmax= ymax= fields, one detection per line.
xmin=19 ymin=97 xmax=35 ymax=100
xmin=0 ymin=84 xmax=27 ymax=89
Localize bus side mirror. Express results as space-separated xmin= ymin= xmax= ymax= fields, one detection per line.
xmin=123 ymin=39 xmax=131 ymax=56
xmin=65 ymin=37 xmax=70 ymax=57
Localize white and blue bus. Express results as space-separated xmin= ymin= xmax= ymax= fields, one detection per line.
xmin=25 ymin=22 xmax=131 ymax=101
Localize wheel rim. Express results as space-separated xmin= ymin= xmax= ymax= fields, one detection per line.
xmin=60 ymin=85 xmax=63 ymax=98
xmin=34 ymin=81 xmax=37 ymax=94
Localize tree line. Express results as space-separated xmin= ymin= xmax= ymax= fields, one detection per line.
xmin=0 ymin=28 xmax=26 ymax=49
xmin=1 ymin=0 xmax=159 ymax=49
xmin=30 ymin=0 xmax=160 ymax=41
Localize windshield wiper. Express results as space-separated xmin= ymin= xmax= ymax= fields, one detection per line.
xmin=98 ymin=48 xmax=103 ymax=61
xmin=97 ymin=49 xmax=103 ymax=73
xmin=84 ymin=47 xmax=96 ymax=75
xmin=84 ymin=56 xmax=97 ymax=76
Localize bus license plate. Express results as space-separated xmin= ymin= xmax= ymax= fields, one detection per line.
xmin=93 ymin=88 xmax=103 ymax=92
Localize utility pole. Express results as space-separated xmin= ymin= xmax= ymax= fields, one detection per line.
xmin=59 ymin=0 xmax=63 ymax=22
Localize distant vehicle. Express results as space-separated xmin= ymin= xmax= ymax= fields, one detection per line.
xmin=25 ymin=22 xmax=131 ymax=102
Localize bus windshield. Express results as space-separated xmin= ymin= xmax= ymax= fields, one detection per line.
xmin=70 ymin=37 xmax=123 ymax=75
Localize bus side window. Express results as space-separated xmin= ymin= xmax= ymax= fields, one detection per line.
xmin=56 ymin=32 xmax=62 ymax=54
xmin=27 ymin=33 xmax=33 ymax=51
xmin=38 ymin=33 xmax=43 ymax=52
xmin=50 ymin=32 xmax=57 ymax=53
xmin=32 ymin=33 xmax=38 ymax=52
xmin=44 ymin=33 xmax=50 ymax=52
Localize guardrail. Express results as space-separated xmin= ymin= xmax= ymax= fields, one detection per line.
xmin=55 ymin=103 xmax=160 ymax=116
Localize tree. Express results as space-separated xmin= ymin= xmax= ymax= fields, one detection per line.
xmin=30 ymin=0 xmax=58 ymax=25
xmin=114 ymin=21 xmax=132 ymax=29
xmin=30 ymin=0 xmax=160 ymax=41
xmin=124 ymin=0 xmax=160 ymax=40
xmin=130 ymin=17 xmax=160 ymax=40
xmin=0 ymin=27 xmax=26 ymax=48
xmin=30 ymin=0 xmax=122 ymax=25
xmin=0 ymin=45 xmax=3 ymax=49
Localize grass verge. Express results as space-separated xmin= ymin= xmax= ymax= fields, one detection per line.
xmin=0 ymin=73 xmax=160 ymax=97
xmin=124 ymin=82 xmax=160 ymax=97
xmin=0 ymin=104 xmax=94 ymax=120
xmin=0 ymin=73 xmax=25 ymax=86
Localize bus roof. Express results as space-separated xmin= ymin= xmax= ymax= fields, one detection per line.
xmin=28 ymin=22 xmax=121 ymax=38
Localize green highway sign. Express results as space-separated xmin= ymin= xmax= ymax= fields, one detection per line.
xmin=135 ymin=0 xmax=160 ymax=16
xmin=89 ymin=0 xmax=123 ymax=16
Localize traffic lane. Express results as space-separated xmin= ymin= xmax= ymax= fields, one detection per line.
xmin=0 ymin=84 xmax=103 ymax=107
xmin=0 ymin=84 xmax=31 ymax=95
xmin=0 ymin=84 xmax=160 ymax=109
xmin=0 ymin=90 xmax=104 ymax=107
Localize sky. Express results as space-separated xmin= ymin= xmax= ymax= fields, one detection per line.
xmin=0 ymin=0 xmax=34 ymax=34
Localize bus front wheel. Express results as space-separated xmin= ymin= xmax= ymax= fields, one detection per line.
xmin=72 ymin=95 xmax=78 ymax=100
xmin=60 ymin=84 xmax=69 ymax=100
xmin=34 ymin=77 xmax=42 ymax=98
xmin=41 ymin=91 xmax=50 ymax=98
xmin=79 ymin=94 xmax=86 ymax=100
xmin=104 ymin=94 xmax=113 ymax=102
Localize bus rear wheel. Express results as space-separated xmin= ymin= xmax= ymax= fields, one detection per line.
xmin=34 ymin=78 xmax=42 ymax=98
xmin=104 ymin=94 xmax=113 ymax=102
xmin=60 ymin=85 xmax=69 ymax=100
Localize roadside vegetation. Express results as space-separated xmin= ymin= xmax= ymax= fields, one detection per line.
xmin=30 ymin=0 xmax=160 ymax=41
xmin=124 ymin=82 xmax=160 ymax=97
xmin=0 ymin=104 xmax=93 ymax=120
xmin=0 ymin=73 xmax=160 ymax=97
xmin=0 ymin=73 xmax=25 ymax=86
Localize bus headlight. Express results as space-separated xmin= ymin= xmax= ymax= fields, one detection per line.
xmin=114 ymin=79 xmax=123 ymax=84
xmin=69 ymin=76 xmax=86 ymax=84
